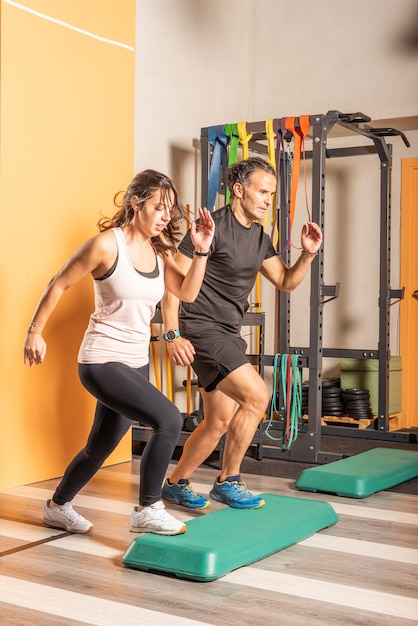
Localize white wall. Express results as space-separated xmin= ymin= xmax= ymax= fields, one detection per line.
xmin=135 ymin=0 xmax=418 ymax=403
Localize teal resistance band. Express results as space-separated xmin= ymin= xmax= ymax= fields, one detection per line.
xmin=266 ymin=354 xmax=303 ymax=449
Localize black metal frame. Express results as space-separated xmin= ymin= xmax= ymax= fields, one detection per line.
xmin=200 ymin=110 xmax=410 ymax=464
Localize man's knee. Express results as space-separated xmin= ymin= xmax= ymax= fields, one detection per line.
xmin=200 ymin=412 xmax=231 ymax=439
xmin=244 ymin=380 xmax=270 ymax=415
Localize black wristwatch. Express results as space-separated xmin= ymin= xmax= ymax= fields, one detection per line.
xmin=162 ymin=329 xmax=180 ymax=342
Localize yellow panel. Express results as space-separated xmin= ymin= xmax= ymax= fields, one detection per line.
xmin=0 ymin=0 xmax=135 ymax=489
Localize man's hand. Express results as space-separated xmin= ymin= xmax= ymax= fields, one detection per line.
xmin=301 ymin=221 xmax=322 ymax=254
xmin=166 ymin=336 xmax=195 ymax=367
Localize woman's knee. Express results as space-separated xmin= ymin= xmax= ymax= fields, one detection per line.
xmin=161 ymin=404 xmax=183 ymax=436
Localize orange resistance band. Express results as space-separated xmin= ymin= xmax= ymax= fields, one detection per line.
xmin=284 ymin=114 xmax=311 ymax=249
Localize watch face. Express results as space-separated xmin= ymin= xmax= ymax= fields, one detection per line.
xmin=165 ymin=330 xmax=178 ymax=342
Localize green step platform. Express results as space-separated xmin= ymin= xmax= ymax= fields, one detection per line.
xmin=122 ymin=493 xmax=338 ymax=582
xmin=295 ymin=447 xmax=418 ymax=498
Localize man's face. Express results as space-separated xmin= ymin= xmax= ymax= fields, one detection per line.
xmin=236 ymin=170 xmax=277 ymax=223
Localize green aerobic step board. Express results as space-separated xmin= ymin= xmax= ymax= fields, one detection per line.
xmin=295 ymin=448 xmax=418 ymax=498
xmin=122 ymin=493 xmax=338 ymax=582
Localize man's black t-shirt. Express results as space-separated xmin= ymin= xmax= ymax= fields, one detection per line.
xmin=179 ymin=206 xmax=277 ymax=333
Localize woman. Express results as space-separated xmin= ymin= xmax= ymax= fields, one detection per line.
xmin=23 ymin=169 xmax=214 ymax=536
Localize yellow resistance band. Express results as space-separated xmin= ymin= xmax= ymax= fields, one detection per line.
xmin=150 ymin=324 xmax=161 ymax=391
xmin=237 ymin=121 xmax=253 ymax=160
xmin=165 ymin=348 xmax=173 ymax=402
xmin=265 ymin=118 xmax=278 ymax=245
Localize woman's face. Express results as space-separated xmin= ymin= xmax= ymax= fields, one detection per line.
xmin=135 ymin=188 xmax=175 ymax=237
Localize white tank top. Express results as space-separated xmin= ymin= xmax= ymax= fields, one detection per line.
xmin=78 ymin=228 xmax=165 ymax=367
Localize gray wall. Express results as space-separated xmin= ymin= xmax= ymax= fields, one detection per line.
xmin=135 ymin=0 xmax=418 ymax=402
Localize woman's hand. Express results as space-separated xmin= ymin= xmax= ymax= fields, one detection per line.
xmin=189 ymin=208 xmax=215 ymax=253
xmin=24 ymin=331 xmax=47 ymax=367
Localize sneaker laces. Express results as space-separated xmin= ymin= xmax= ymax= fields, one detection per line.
xmin=149 ymin=501 xmax=165 ymax=511
xmin=145 ymin=502 xmax=177 ymax=523
xmin=57 ymin=503 xmax=81 ymax=522
xmin=180 ymin=482 xmax=198 ymax=496
xmin=228 ymin=480 xmax=250 ymax=494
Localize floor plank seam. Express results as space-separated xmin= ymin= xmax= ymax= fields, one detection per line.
xmin=0 ymin=531 xmax=71 ymax=558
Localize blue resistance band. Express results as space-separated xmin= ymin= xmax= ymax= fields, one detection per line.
xmin=207 ymin=125 xmax=228 ymax=212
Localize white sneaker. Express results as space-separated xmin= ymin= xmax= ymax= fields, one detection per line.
xmin=130 ymin=501 xmax=187 ymax=535
xmin=43 ymin=499 xmax=94 ymax=534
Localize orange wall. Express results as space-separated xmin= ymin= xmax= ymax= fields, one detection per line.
xmin=0 ymin=0 xmax=135 ymax=489
xmin=400 ymin=158 xmax=418 ymax=428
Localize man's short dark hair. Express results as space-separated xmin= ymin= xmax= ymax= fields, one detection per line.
xmin=226 ymin=157 xmax=276 ymax=197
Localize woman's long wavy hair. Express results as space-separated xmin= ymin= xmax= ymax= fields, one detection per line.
xmin=97 ymin=169 xmax=189 ymax=255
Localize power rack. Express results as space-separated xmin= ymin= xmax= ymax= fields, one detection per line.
xmin=200 ymin=110 xmax=410 ymax=463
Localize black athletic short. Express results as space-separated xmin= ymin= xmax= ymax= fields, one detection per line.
xmin=180 ymin=323 xmax=249 ymax=392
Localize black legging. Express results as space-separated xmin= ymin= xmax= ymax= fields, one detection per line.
xmin=52 ymin=362 xmax=183 ymax=507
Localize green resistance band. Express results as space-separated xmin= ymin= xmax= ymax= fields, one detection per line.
xmin=266 ymin=353 xmax=303 ymax=449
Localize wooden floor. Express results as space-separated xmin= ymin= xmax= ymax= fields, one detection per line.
xmin=1 ymin=458 xmax=418 ymax=625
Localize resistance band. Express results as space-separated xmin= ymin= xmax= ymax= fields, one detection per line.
xmin=253 ymin=120 xmax=277 ymax=335
xmin=284 ymin=114 xmax=311 ymax=249
xmin=264 ymin=118 xmax=280 ymax=247
xmin=265 ymin=118 xmax=277 ymax=170
xmin=224 ymin=123 xmax=239 ymax=204
xmin=207 ymin=125 xmax=228 ymax=212
xmin=165 ymin=350 xmax=173 ymax=401
xmin=150 ymin=325 xmax=161 ymax=391
xmin=266 ymin=354 xmax=303 ymax=449
xmin=186 ymin=364 xmax=192 ymax=415
xmin=237 ymin=121 xmax=253 ymax=160
xmin=270 ymin=118 xmax=286 ymax=246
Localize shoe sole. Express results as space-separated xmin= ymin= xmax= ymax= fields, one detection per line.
xmin=209 ymin=490 xmax=265 ymax=509
xmin=43 ymin=519 xmax=94 ymax=534
xmin=129 ymin=524 xmax=187 ymax=535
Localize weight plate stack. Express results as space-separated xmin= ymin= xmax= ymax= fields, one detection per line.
xmin=341 ymin=388 xmax=374 ymax=419
xmin=301 ymin=378 xmax=346 ymax=417
xmin=321 ymin=378 xmax=345 ymax=417
xmin=302 ymin=381 xmax=309 ymax=415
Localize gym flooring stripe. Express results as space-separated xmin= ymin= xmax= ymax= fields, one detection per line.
xmin=1 ymin=563 xmax=417 ymax=623
xmin=0 ymin=575 xmax=211 ymax=626
xmin=223 ymin=568 xmax=418 ymax=621
xmin=330 ymin=502 xmax=418 ymax=525
xmin=300 ymin=534 xmax=418 ymax=564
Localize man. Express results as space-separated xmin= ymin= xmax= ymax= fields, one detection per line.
xmin=161 ymin=157 xmax=322 ymax=509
